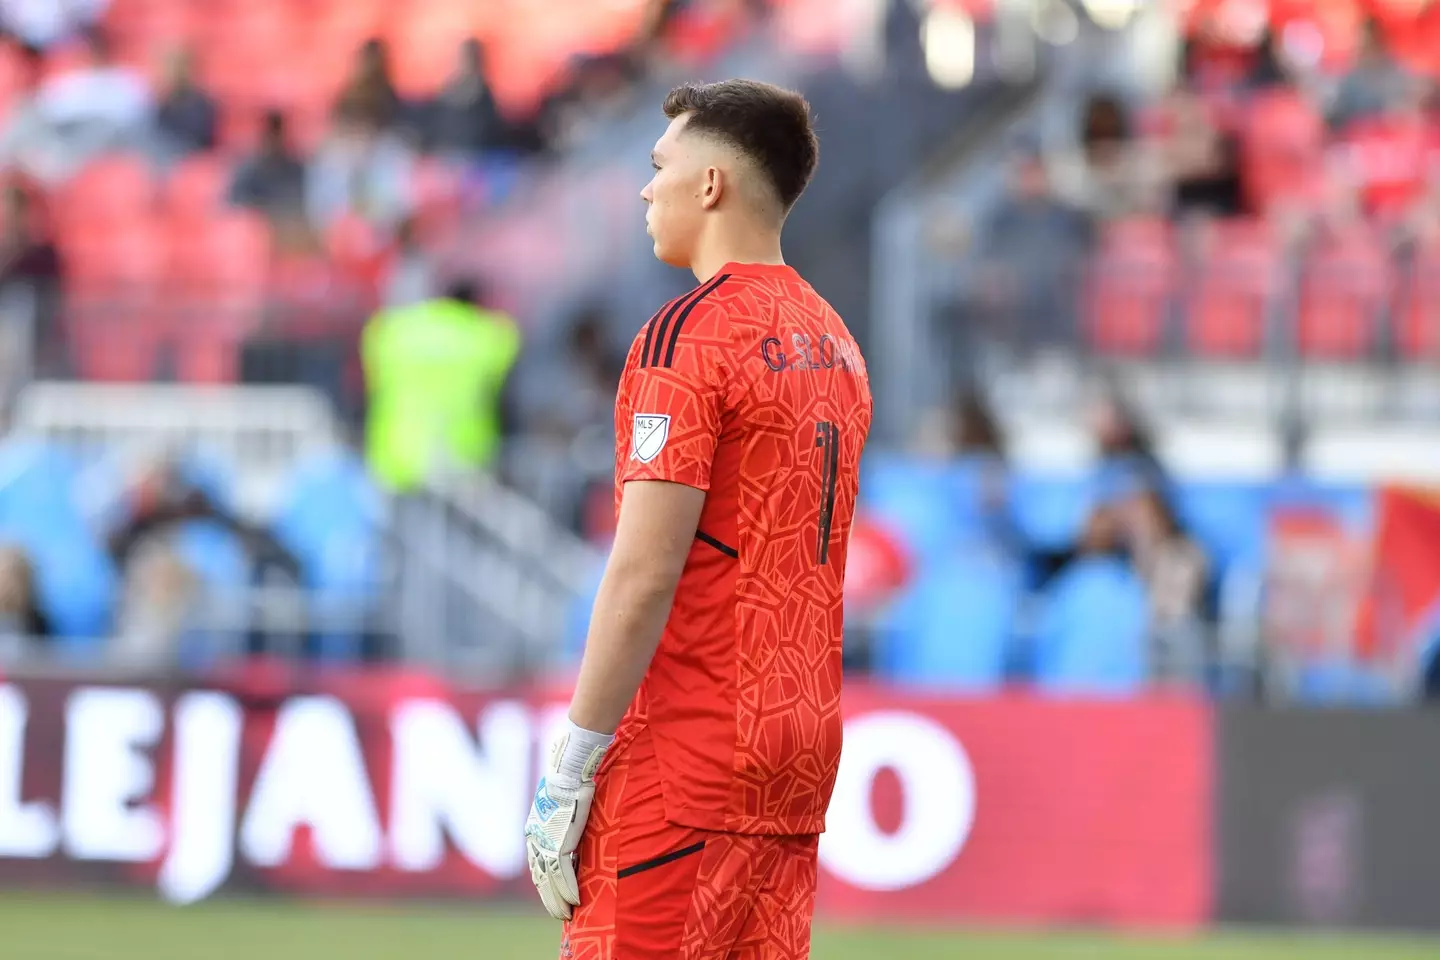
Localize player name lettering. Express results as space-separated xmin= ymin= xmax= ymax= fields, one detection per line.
xmin=761 ymin=333 xmax=861 ymax=374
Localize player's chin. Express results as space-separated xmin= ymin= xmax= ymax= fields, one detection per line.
xmin=652 ymin=241 xmax=689 ymax=269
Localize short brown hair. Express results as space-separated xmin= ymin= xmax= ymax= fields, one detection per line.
xmin=662 ymin=79 xmax=819 ymax=211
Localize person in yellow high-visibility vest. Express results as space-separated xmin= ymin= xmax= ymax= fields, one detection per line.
xmin=362 ymin=279 xmax=520 ymax=491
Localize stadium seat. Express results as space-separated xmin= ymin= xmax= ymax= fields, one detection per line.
xmin=175 ymin=330 xmax=238 ymax=384
xmin=1007 ymin=471 xmax=1097 ymax=552
xmin=1297 ymin=226 xmax=1390 ymax=359
xmin=1087 ymin=217 xmax=1176 ymax=356
xmin=861 ymin=455 xmax=1002 ymax=561
xmin=57 ymin=156 xmax=156 ymax=230
xmin=0 ymin=442 xmax=81 ymax=535
xmin=168 ymin=211 xmax=271 ymax=314
xmin=173 ymin=520 xmax=249 ymax=590
xmin=1397 ymin=238 xmax=1440 ymax=359
xmin=1172 ymin=481 xmax=1268 ymax=573
xmin=62 ymin=217 xmax=169 ymax=294
xmin=1186 ymin=218 xmax=1281 ymax=357
xmin=272 ymin=453 xmax=383 ymax=569
xmin=26 ymin=529 xmax=117 ymax=644
xmin=164 ymin=153 xmax=230 ymax=224
xmin=385 ymin=0 xmax=488 ymax=98
xmin=875 ymin=547 xmax=1018 ymax=689
xmin=1033 ymin=555 xmax=1149 ymax=695
xmin=1241 ymin=89 xmax=1324 ymax=212
xmin=69 ymin=324 xmax=162 ymax=383
xmin=272 ymin=453 xmax=384 ymax=661
xmin=0 ymin=442 xmax=116 ymax=638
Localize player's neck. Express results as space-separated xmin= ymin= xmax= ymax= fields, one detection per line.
xmin=689 ymin=222 xmax=784 ymax=283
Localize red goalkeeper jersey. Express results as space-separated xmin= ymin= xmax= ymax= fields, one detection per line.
xmin=611 ymin=261 xmax=873 ymax=836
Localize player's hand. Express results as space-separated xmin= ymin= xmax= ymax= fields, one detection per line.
xmin=524 ymin=730 xmax=607 ymax=921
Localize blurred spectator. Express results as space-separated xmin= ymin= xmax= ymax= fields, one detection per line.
xmin=240 ymin=214 xmax=367 ymax=420
xmin=382 ymin=217 xmax=438 ymax=308
xmin=0 ymin=1 xmax=107 ymax=53
xmin=1121 ymin=485 xmax=1210 ymax=681
xmin=970 ymin=140 xmax=1092 ymax=349
xmin=228 ymin=109 xmax=307 ymax=216
xmin=1077 ymin=503 xmax=1126 ymax=558
xmin=0 ymin=180 xmax=65 ymax=377
xmin=306 ymin=102 xmax=415 ymax=233
xmin=109 ymin=539 xmax=197 ymax=674
xmin=107 ymin=460 xmax=302 ymax=587
xmin=1090 ymin=385 xmax=1169 ymax=496
xmin=106 ymin=456 xmax=305 ymax=667
xmin=540 ymin=53 xmax=642 ymax=151
xmin=951 ymin=387 xmax=1013 ymax=544
xmin=150 ymin=45 xmax=216 ymax=163
xmin=505 ymin=304 xmax=623 ymax=528
xmin=1163 ymin=90 xmax=1244 ymax=218
xmin=0 ymin=544 xmax=49 ymax=654
xmin=337 ymin=37 xmax=404 ymax=132
xmin=1053 ymin=92 xmax=1163 ymax=220
xmin=0 ymin=28 xmax=149 ymax=181
xmin=953 ymin=388 xmax=1006 ymax=460
xmin=1246 ymin=29 xmax=1293 ymax=91
xmin=261 ymin=213 xmax=368 ymax=331
xmin=1329 ymin=18 xmax=1411 ymax=129
xmin=1336 ymin=73 xmax=1435 ymax=221
xmin=512 ymin=304 xmax=622 ymax=443
xmin=363 ymin=279 xmax=521 ymax=491
xmin=425 ymin=39 xmax=504 ymax=160
xmin=1035 ymin=501 xmax=1129 ymax=588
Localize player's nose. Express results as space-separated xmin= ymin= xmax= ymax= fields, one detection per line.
xmin=640 ymin=180 xmax=654 ymax=203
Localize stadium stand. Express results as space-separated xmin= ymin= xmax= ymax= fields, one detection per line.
xmin=0 ymin=0 xmax=1433 ymax=704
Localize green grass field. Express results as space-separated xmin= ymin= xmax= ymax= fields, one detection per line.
xmin=2 ymin=896 xmax=1437 ymax=960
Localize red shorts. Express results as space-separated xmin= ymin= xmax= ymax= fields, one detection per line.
xmin=560 ymin=726 xmax=819 ymax=960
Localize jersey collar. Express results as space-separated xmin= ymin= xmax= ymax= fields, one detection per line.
xmin=714 ymin=261 xmax=799 ymax=280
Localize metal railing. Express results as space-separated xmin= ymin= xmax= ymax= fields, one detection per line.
xmin=5 ymin=381 xmax=603 ymax=680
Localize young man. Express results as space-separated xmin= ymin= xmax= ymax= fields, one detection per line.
xmin=526 ymin=79 xmax=873 ymax=960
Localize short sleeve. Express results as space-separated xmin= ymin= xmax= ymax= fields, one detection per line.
xmin=619 ymin=360 xmax=724 ymax=491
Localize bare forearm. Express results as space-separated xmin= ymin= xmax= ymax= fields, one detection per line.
xmin=567 ymin=566 xmax=677 ymax=733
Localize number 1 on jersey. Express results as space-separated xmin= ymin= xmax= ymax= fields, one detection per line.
xmin=814 ymin=421 xmax=840 ymax=565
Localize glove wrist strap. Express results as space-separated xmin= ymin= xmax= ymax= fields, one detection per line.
xmin=555 ymin=719 xmax=614 ymax=783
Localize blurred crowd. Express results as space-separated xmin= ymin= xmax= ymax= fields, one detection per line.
xmin=0 ymin=0 xmax=788 ymax=404
xmin=0 ymin=0 xmax=808 ymax=667
xmin=958 ymin=8 xmax=1440 ymax=361
xmin=852 ymin=380 xmax=1221 ymax=693
xmin=908 ymin=2 xmax=1440 ymax=700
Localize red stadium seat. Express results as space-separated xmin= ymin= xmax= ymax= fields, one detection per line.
xmin=73 ymin=329 xmax=160 ymax=382
xmin=1087 ymin=218 xmax=1176 ymax=356
xmin=167 ymin=213 xmax=271 ymax=322
xmin=1398 ymin=238 xmax=1440 ymax=360
xmin=1242 ymin=89 xmax=1324 ymax=212
xmin=164 ymin=153 xmax=230 ymax=224
xmin=56 ymin=155 xmax=156 ymax=230
xmin=1187 ymin=218 xmax=1282 ymax=357
xmin=1297 ymin=225 xmax=1390 ymax=359
xmin=386 ymin=0 xmax=495 ymax=98
xmin=63 ymin=221 xmax=168 ymax=292
xmin=177 ymin=330 xmax=239 ymax=384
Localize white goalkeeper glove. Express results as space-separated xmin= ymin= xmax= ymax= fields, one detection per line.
xmin=525 ymin=721 xmax=612 ymax=921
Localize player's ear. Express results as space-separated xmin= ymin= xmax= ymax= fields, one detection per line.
xmin=700 ymin=166 xmax=722 ymax=211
